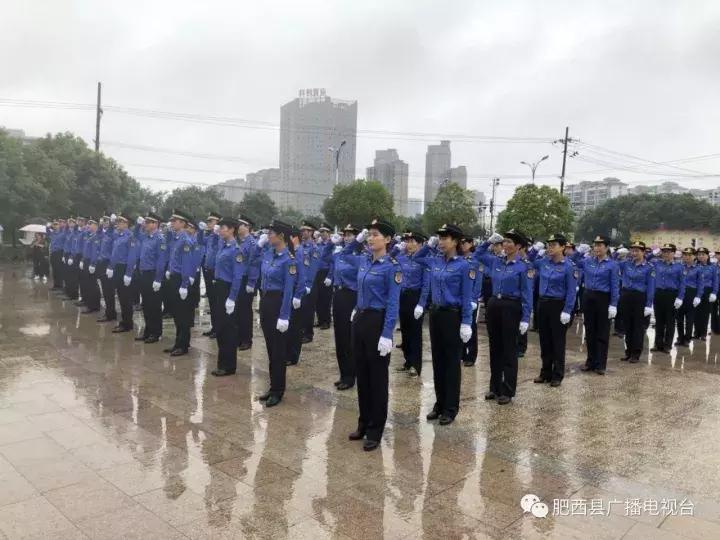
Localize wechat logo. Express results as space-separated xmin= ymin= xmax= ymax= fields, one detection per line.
xmin=521 ymin=494 xmax=549 ymax=518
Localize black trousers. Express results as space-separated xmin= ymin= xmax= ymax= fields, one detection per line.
xmin=481 ymin=277 xmax=492 ymax=304
xmin=203 ymin=267 xmax=217 ymax=331
xmin=463 ymin=307 xmax=478 ymax=365
xmin=712 ymin=292 xmax=720 ymax=334
xmin=538 ymin=298 xmax=568 ymax=381
xmin=532 ymin=279 xmax=540 ymax=330
xmin=653 ymin=289 xmax=677 ymax=349
xmin=139 ymin=270 xmax=162 ymax=338
xmin=300 ymin=282 xmax=318 ymax=339
xmin=429 ymin=307 xmax=462 ymax=416
xmin=97 ymin=260 xmax=116 ymax=319
xmin=169 ymin=273 xmax=193 ymax=350
xmin=50 ymin=251 xmax=64 ymax=288
xmin=113 ymin=264 xmax=134 ymax=330
xmin=81 ymin=267 xmax=101 ymax=311
xmin=576 ymin=283 xmax=584 ymax=314
xmin=486 ymin=297 xmax=521 ymax=397
xmin=620 ymin=290 xmax=648 ymax=358
xmin=676 ymin=287 xmax=697 ymax=343
xmin=399 ymin=289 xmax=424 ymax=372
xmin=161 ymin=269 xmax=172 ymax=316
xmin=351 ymin=309 xmax=389 ymax=441
xmin=287 ymin=300 xmax=304 ymax=364
xmin=64 ymin=256 xmax=80 ymax=299
xmin=584 ymin=290 xmax=610 ymax=370
xmin=236 ymin=276 xmax=255 ymax=346
xmin=333 ymin=287 xmax=357 ymax=384
xmin=190 ymin=270 xmax=201 ymax=309
xmin=214 ymin=280 xmax=238 ymax=372
xmin=259 ymin=291 xmax=288 ymax=396
xmin=315 ymin=269 xmax=332 ymax=326
xmin=694 ymin=289 xmax=712 ymax=338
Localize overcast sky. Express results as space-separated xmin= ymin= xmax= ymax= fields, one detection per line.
xmin=2 ymin=0 xmax=719 ymax=207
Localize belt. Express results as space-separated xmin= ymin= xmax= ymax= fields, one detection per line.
xmin=401 ymin=288 xmax=421 ymax=293
xmin=494 ymin=294 xmax=519 ymax=300
xmin=357 ymin=308 xmax=385 ymax=314
xmin=430 ymin=305 xmax=460 ymax=312
xmin=539 ymin=296 xmax=563 ymax=301
xmin=335 ymin=285 xmax=357 ymax=292
xmin=656 ymin=288 xmax=679 ymax=293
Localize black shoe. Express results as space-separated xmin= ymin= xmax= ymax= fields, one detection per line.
xmin=319 ymin=323 xmax=331 ymax=330
xmin=426 ymin=409 xmax=440 ymax=420
xmin=285 ymin=359 xmax=298 ymax=366
xmin=533 ymin=376 xmax=549 ymax=383
xmin=300 ymin=336 xmax=313 ymax=344
xmin=550 ymin=380 xmax=562 ymax=387
xmin=363 ymin=440 xmax=379 ymax=452
xmin=162 ymin=313 xmax=173 ymax=319
xmin=112 ymin=326 xmax=131 ymax=333
xmin=73 ymin=301 xmax=85 ymax=307
xmin=202 ymin=330 xmax=214 ymax=337
xmin=650 ymin=347 xmax=663 ymax=352
xmin=595 ymin=369 xmax=606 ymax=375
xmin=206 ymin=332 xmax=217 ymax=339
xmin=463 ymin=361 xmax=475 ymax=367
xmin=81 ymin=308 xmax=99 ymax=314
xmin=484 ymin=392 xmax=496 ymax=400
xmin=144 ymin=336 xmax=160 ymax=344
xmin=620 ymin=356 xmax=630 ymax=362
xmin=497 ymin=395 xmax=512 ymax=405
xmin=438 ymin=415 xmax=455 ymax=425
xmin=674 ymin=340 xmax=686 ymax=346
xmin=580 ymin=365 xmax=593 ymax=372
xmin=518 ymin=351 xmax=525 ymax=358
xmin=211 ymin=369 xmax=236 ymax=377
xmin=238 ymin=343 xmax=252 ymax=351
xmin=697 ymin=336 xmax=707 ymax=341
xmin=333 ymin=380 xmax=342 ymax=387
xmin=96 ymin=315 xmax=116 ymax=323
xmin=135 ymin=335 xmax=148 ymax=341
xmin=628 ymin=357 xmax=639 ymax=364
xmin=258 ymin=391 xmax=271 ymax=402
xmin=170 ymin=348 xmax=188 ymax=356
xmin=265 ymin=395 xmax=281 ymax=407
xmin=395 ymin=343 xmax=403 ymax=349
xmin=348 ymin=429 xmax=365 ymax=441
xmin=408 ymin=367 xmax=419 ymax=377
xmin=395 ymin=365 xmax=410 ymax=372
xmin=336 ymin=382 xmax=353 ymax=391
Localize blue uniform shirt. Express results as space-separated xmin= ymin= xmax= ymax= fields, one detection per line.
xmin=652 ymin=259 xmax=685 ymax=299
xmin=168 ymin=231 xmax=196 ymax=287
xmin=302 ymin=240 xmax=320 ymax=289
xmin=49 ymin=227 xmax=66 ymax=253
xmin=697 ymin=263 xmax=718 ymax=294
xmin=534 ymin=256 xmax=578 ymax=314
xmin=354 ymin=254 xmax=401 ymax=339
xmin=260 ymin=248 xmax=297 ymax=321
xmin=397 ymin=251 xmax=431 ymax=306
xmin=98 ymin=226 xmax=114 ymax=261
xmin=681 ymin=263 xmax=702 ymax=296
xmin=424 ymin=254 xmax=474 ymax=325
xmin=110 ymin=229 xmax=132 ymax=268
xmin=82 ymin=232 xmax=101 ymax=265
xmin=292 ymin=244 xmax=308 ymax=299
xmin=135 ymin=231 xmax=167 ymax=281
xmin=466 ymin=254 xmax=484 ymax=303
xmin=200 ymin=230 xmax=220 ymax=270
xmin=237 ymin=234 xmax=259 ymax=289
xmin=578 ymin=256 xmax=620 ymax=307
xmin=215 ymin=239 xmax=248 ymax=300
xmin=619 ymin=260 xmax=656 ymax=307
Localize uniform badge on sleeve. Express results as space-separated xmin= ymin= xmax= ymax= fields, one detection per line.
xmin=527 ymin=268 xmax=536 ymax=278
xmin=394 ymin=271 xmax=402 ymax=284
xmin=183 ymin=245 xmax=190 ymax=252
xmin=236 ymin=254 xmax=243 ymax=263
xmin=573 ymin=270 xmax=579 ymax=279
xmin=469 ymin=269 xmax=476 ymax=279
xmin=289 ymin=264 xmax=297 ymax=275
xmin=160 ymin=244 xmax=166 ymax=251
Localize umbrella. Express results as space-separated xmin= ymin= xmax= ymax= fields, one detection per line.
xmin=19 ymin=224 xmax=47 ymax=233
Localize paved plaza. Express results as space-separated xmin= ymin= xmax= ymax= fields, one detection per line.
xmin=0 ymin=263 xmax=719 ymax=539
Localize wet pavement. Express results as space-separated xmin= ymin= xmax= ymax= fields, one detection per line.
xmin=1 ymin=263 xmax=720 ymax=539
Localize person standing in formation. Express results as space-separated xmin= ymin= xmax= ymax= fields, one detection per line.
xmin=109 ymin=213 xmax=135 ymax=333
xmin=460 ymin=235 xmax=482 ymax=368
xmin=236 ymin=215 xmax=258 ymax=351
xmin=650 ymin=243 xmax=685 ymax=354
xmin=618 ymin=241 xmax=655 ymax=363
xmin=315 ymin=222 xmax=334 ymax=330
xmin=692 ymin=247 xmax=718 ymax=341
xmin=299 ymin=221 xmax=319 ymax=344
xmin=200 ymin=212 xmax=222 ymax=339
xmin=79 ymin=219 xmax=101 ymax=314
xmin=676 ymin=247 xmax=701 ymax=347
xmin=288 ymin=227 xmax=308 ymax=366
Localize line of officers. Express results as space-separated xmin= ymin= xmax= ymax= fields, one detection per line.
xmin=44 ymin=211 xmax=718 ymax=451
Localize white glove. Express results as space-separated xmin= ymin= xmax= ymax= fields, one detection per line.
xmin=608 ymin=305 xmax=617 ymax=319
xmin=460 ymin=323 xmax=472 ymax=343
xmin=225 ymin=299 xmax=235 ymax=314
xmin=313 ymin=231 xmax=321 ymax=240
xmin=292 ymin=297 xmax=301 ymax=309
xmin=323 ymin=277 xmax=332 ymax=287
xmin=305 ymin=286 xmax=311 ymax=295
xmin=577 ymin=243 xmax=590 ymax=254
xmin=152 ymin=281 xmax=161 ymax=292
xmin=189 ymin=276 xmax=195 ymax=285
xmin=246 ymin=285 xmax=254 ymax=294
xmin=470 ymin=301 xmax=478 ymax=311
xmin=106 ymin=268 xmax=113 ymax=279
xmin=136 ymin=216 xmax=145 ymax=225
xmin=533 ymin=241 xmax=544 ymax=251
xmin=88 ymin=265 xmax=95 ymax=274
xmin=413 ymin=305 xmax=424 ymax=319
xmin=67 ymin=258 xmax=74 ymax=266
xmin=110 ymin=213 xmax=117 ymax=223
xmin=377 ymin=337 xmax=392 ymax=356
xmin=179 ymin=287 xmax=188 ymax=300
xmin=428 ymin=236 xmax=439 ymax=248
xmin=198 ymin=221 xmax=207 ymax=231
xmin=673 ymin=298 xmax=683 ymax=309
xmin=560 ymin=312 xmax=571 ymax=325
xmin=710 ymin=294 xmax=717 ymax=303
xmin=537 ymin=249 xmax=546 ymax=258
xmin=330 ymin=233 xmax=342 ymax=245
xmin=519 ymin=321 xmax=529 ymax=335
xmin=350 ymin=308 xmax=356 ymax=322
xmin=79 ymin=261 xmax=84 ymax=270
xmin=712 ymin=257 xmax=718 ymax=264
xmin=257 ymin=233 xmax=269 ymax=248
xmin=488 ymin=232 xmax=504 ymax=244
xmin=123 ymin=275 xmax=131 ymax=287
xmin=652 ymin=248 xmax=660 ymax=256
xmin=394 ymin=235 xmax=402 ymax=243
xmin=693 ymin=297 xmax=701 ymax=307
xmin=644 ymin=307 xmax=653 ymax=317
xmin=46 ymin=222 xmax=52 ymax=228
xmin=165 ymin=270 xmax=171 ymax=280
xmin=356 ymin=229 xmax=368 ymax=243
xmin=617 ymin=247 xmax=628 ymax=257
xmin=398 ymin=241 xmax=407 ymax=252
xmin=276 ymin=319 xmax=289 ymax=333
xmin=213 ymin=224 xmax=220 ymax=233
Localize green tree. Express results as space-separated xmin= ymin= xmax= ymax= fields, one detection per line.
xmin=160 ymin=186 xmax=234 ymax=223
xmin=423 ymin=183 xmax=479 ymax=235
xmin=274 ymin=206 xmax=304 ymax=226
xmin=235 ymin=191 xmax=278 ymax=227
xmin=497 ymin=184 xmax=573 ymax=240
xmin=322 ymin=180 xmax=395 ymax=227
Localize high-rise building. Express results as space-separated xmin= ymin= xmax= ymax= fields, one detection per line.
xmin=424 ymin=140 xmax=452 ymax=204
xmin=449 ymin=166 xmax=467 ymax=189
xmin=214 ymin=168 xmax=281 ymax=205
xmin=366 ymin=149 xmax=409 ymax=216
xmin=279 ymin=89 xmax=357 ymax=214
xmin=565 ymin=177 xmax=628 ymax=214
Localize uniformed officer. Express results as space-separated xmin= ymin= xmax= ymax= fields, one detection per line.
xmin=693 ymin=247 xmax=718 ymax=340
xmin=96 ymin=214 xmax=117 ymax=323
xmin=475 ymin=229 xmax=533 ymax=404
xmin=49 ymin=219 xmax=67 ymax=291
xmin=287 ymin=227 xmax=308 ymax=366
xmin=79 ymin=218 xmax=102 ymax=314
xmin=200 ymin=212 xmax=222 ymax=339
xmin=618 ymin=241 xmax=656 ymax=363
xmin=72 ymin=216 xmax=87 ymax=306
xmin=63 ymin=217 xmax=82 ymax=301
xmin=212 ymin=218 xmax=246 ymax=376
xmin=299 ymin=220 xmax=320 ymax=342
xmin=236 ymin=214 xmax=258 ymax=350
xmin=109 ymin=213 xmax=135 ymax=333
xmin=130 ymin=212 xmax=167 ymax=343
xmin=163 ymin=209 xmax=196 ymax=356
xmin=256 ymin=220 xmax=297 ymax=407
xmin=340 ymin=219 xmax=400 ymax=451
xmin=530 ymin=233 xmax=577 ymax=386
xmin=479 ymin=237 xmax=503 ymax=322
xmin=711 ymin=250 xmax=720 ymax=335
xmin=676 ymin=247 xmax=702 ymax=347
xmin=578 ymin=235 xmax=620 ymax=374
xmin=650 ymin=243 xmax=684 ymax=353
xmin=460 ymin=236 xmax=482 ymax=368
xmin=315 ymin=222 xmax=334 ymax=330
xmin=393 ymin=230 xmax=430 ymax=376
xmin=186 ymin=221 xmax=203 ymax=311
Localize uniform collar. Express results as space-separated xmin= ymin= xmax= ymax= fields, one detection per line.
xmin=224 ymin=239 xmax=237 ymax=247
xmin=274 ymin=248 xmax=288 ymax=257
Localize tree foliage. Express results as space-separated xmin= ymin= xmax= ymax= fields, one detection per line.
xmin=423 ymin=183 xmax=479 ymax=235
xmin=496 ymin=184 xmax=573 ymax=241
xmin=161 ymin=186 xmax=235 ymax=223
xmin=322 ymin=180 xmax=395 ymax=227
xmin=235 ymin=191 xmax=278 ymax=228
xmin=575 ymin=193 xmax=720 ymax=244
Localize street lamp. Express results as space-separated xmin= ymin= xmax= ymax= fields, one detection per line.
xmin=329 ymin=140 xmax=347 ymax=185
xmin=520 ymin=154 xmax=549 ymax=183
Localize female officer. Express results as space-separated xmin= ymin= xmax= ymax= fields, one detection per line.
xmin=693 ymin=247 xmax=718 ymax=340
xmin=676 ymin=247 xmax=701 ymax=347
xmin=422 ymin=224 xmax=473 ymax=423
xmin=531 ymin=234 xmax=577 ymax=387
xmin=256 ymin=220 xmax=297 ymax=407
xmin=579 ymin=235 xmax=619 ymax=374
xmin=475 ymin=229 xmax=533 ymax=404
xmin=651 ymin=243 xmax=684 ymax=354
xmin=342 ymin=219 xmax=401 ymax=451
xmin=460 ymin=236 xmax=482 ymax=367
xmin=618 ymin=241 xmax=655 ymax=363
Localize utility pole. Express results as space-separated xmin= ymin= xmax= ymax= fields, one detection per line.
xmin=94 ymin=82 xmax=103 ymax=152
xmin=559 ymin=126 xmax=569 ymax=195
xmin=489 ymin=178 xmax=499 ymax=233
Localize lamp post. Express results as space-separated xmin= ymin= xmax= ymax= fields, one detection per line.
xmin=329 ymin=140 xmax=347 ymax=185
xmin=520 ymin=155 xmax=549 ymax=183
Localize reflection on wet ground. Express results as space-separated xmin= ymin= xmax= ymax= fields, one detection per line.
xmin=1 ymin=263 xmax=720 ymax=538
